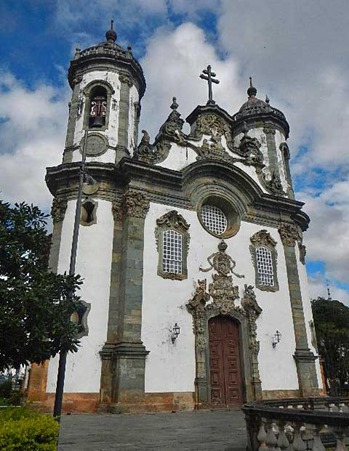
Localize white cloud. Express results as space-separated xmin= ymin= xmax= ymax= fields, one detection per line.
xmin=0 ymin=72 xmax=67 ymax=207
xmin=140 ymin=22 xmax=242 ymax=138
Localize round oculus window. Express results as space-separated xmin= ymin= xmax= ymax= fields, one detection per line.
xmin=200 ymin=204 xmax=227 ymax=235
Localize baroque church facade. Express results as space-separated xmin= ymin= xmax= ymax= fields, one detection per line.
xmin=27 ymin=25 xmax=324 ymax=412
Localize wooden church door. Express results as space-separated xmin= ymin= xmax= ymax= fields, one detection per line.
xmin=208 ymin=316 xmax=243 ymax=407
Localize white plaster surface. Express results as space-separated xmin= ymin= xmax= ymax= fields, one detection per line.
xmin=142 ymin=202 xmax=300 ymax=394
xmin=46 ymin=198 xmax=114 ymax=393
xmin=157 ymin=142 xmax=198 ymax=171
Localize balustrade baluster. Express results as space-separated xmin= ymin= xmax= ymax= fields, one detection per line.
xmin=293 ymin=424 xmax=307 ymax=451
xmin=276 ymin=421 xmax=290 ymax=451
xmin=257 ymin=420 xmax=268 ymax=451
xmin=333 ymin=428 xmax=348 ymax=451
xmin=312 ymin=425 xmax=325 ymax=451
xmin=266 ymin=421 xmax=278 ymax=451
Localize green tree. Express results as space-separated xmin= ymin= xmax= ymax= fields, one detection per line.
xmin=312 ymin=297 xmax=349 ymax=395
xmin=0 ymin=201 xmax=81 ymax=371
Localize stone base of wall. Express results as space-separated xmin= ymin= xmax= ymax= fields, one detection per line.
xmin=29 ymin=393 xmax=100 ymax=414
xmin=101 ymin=392 xmax=195 ymax=414
xmin=262 ymin=388 xmax=325 ymax=399
xmin=30 ymin=392 xmax=194 ymax=414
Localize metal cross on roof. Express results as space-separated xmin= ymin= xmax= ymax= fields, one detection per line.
xmin=200 ymin=65 xmax=220 ymax=105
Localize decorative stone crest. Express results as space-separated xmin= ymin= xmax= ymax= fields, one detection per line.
xmin=250 ymin=229 xmax=277 ymax=248
xmin=258 ymin=168 xmax=285 ymax=195
xmin=51 ymin=198 xmax=67 ymax=223
xmin=123 ymin=191 xmax=149 ymax=219
xmin=238 ymin=133 xmax=264 ymax=165
xmin=278 ymin=222 xmax=301 ymax=247
xmin=111 ymin=200 xmax=123 ymax=222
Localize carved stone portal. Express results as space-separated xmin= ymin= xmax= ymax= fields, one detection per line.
xmin=186 ymin=242 xmax=263 ymax=406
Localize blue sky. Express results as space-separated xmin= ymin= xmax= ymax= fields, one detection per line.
xmin=1 ymin=0 xmax=349 ymax=304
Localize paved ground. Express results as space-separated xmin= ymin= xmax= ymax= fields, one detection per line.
xmin=58 ymin=409 xmax=247 ymax=451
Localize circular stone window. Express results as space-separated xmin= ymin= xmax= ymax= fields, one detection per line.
xmin=201 ymin=205 xmax=227 ymax=235
xmin=199 ymin=196 xmax=240 ymax=238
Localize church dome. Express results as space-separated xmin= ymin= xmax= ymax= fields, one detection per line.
xmin=233 ymin=79 xmax=289 ymax=137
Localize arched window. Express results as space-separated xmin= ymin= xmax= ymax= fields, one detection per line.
xmin=155 ymin=210 xmax=190 ymax=280
xmin=250 ymin=230 xmax=279 ymax=292
xmin=89 ymin=86 xmax=107 ymax=128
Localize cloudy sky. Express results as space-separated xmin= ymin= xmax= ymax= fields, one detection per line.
xmin=1 ymin=0 xmax=348 ymax=304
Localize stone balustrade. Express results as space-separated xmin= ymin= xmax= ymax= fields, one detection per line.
xmin=242 ymin=397 xmax=349 ymax=450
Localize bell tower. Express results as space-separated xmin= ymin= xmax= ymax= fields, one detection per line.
xmin=63 ymin=21 xmax=145 ymax=164
xmin=27 ymin=24 xmax=147 ymax=412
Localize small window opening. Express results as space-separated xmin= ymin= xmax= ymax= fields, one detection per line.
xmin=81 ymin=201 xmax=96 ymax=225
xmin=256 ymin=246 xmax=274 ymax=287
xmin=163 ymin=230 xmax=183 ymax=274
xmin=89 ymin=87 xmax=107 ymax=128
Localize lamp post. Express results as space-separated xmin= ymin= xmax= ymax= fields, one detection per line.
xmin=53 ymin=130 xmax=88 ymax=422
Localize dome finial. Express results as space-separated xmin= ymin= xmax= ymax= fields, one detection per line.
xmin=106 ymin=20 xmax=117 ymax=42
xmin=247 ymin=76 xmax=257 ymax=98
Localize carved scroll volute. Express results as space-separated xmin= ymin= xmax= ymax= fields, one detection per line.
xmin=278 ymin=222 xmax=301 ymax=247
xmin=241 ymin=284 xmax=262 ymax=390
xmin=123 ymin=191 xmax=149 ymax=219
xmin=51 ymin=198 xmax=67 ymax=223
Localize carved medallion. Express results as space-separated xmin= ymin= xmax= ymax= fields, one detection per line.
xmin=85 ymin=133 xmax=108 ymax=157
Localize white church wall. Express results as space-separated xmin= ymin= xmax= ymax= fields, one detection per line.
xmin=274 ymin=129 xmax=289 ymax=193
xmin=156 ymin=143 xmax=198 ymax=171
xmin=46 ymin=198 xmax=114 ymax=393
xmin=142 ymin=202 xmax=300 ymax=394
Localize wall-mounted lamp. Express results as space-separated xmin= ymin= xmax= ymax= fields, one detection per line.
xmin=272 ymin=330 xmax=282 ymax=348
xmin=171 ymin=323 xmax=181 ymax=343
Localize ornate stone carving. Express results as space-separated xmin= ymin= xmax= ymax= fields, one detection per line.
xmin=250 ymin=229 xmax=277 ymax=248
xmin=278 ymin=222 xmax=301 ymax=247
xmin=51 ymin=198 xmax=67 ymax=223
xmin=112 ymin=200 xmax=123 ymax=222
xmin=119 ymin=73 xmax=133 ymax=87
xmin=194 ymin=113 xmax=225 ymax=137
xmin=85 ymin=133 xmax=108 ymax=157
xmin=200 ymin=240 xmax=244 ymax=278
xmin=156 ymin=209 xmax=189 ymax=231
xmin=186 ymin=259 xmax=263 ymax=404
xmin=123 ymin=191 xmax=149 ymax=219
xmin=241 ymin=285 xmax=262 ymax=389
xmin=238 ymin=133 xmax=264 ymax=165
xmin=258 ymin=168 xmax=285 ymax=195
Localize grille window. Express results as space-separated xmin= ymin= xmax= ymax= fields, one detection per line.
xmin=256 ymin=246 xmax=274 ymax=286
xmin=201 ymin=205 xmax=227 ymax=235
xmin=162 ymin=230 xmax=183 ymax=274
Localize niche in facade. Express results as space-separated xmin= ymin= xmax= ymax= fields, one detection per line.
xmin=80 ymin=199 xmax=97 ymax=226
xmin=89 ymin=86 xmax=107 ymax=128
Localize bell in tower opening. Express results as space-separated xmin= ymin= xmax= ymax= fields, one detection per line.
xmin=89 ymin=86 xmax=107 ymax=128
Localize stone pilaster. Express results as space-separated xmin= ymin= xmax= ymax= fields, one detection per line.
xmin=278 ymin=223 xmax=318 ymax=396
xmin=113 ymin=191 xmax=150 ymax=403
xmin=63 ymin=79 xmax=81 ymax=163
xmin=279 ymin=142 xmax=295 ymax=200
xmin=117 ymin=74 xmax=132 ymax=162
xmin=263 ymin=125 xmax=280 ymax=179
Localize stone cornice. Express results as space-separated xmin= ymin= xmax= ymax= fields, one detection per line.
xmin=45 ymin=157 xmax=309 ymax=230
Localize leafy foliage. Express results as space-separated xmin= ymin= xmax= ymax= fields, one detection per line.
xmin=0 ymin=201 xmax=82 ymax=371
xmin=312 ymin=297 xmax=349 ymax=395
xmin=0 ymin=407 xmax=59 ymax=450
